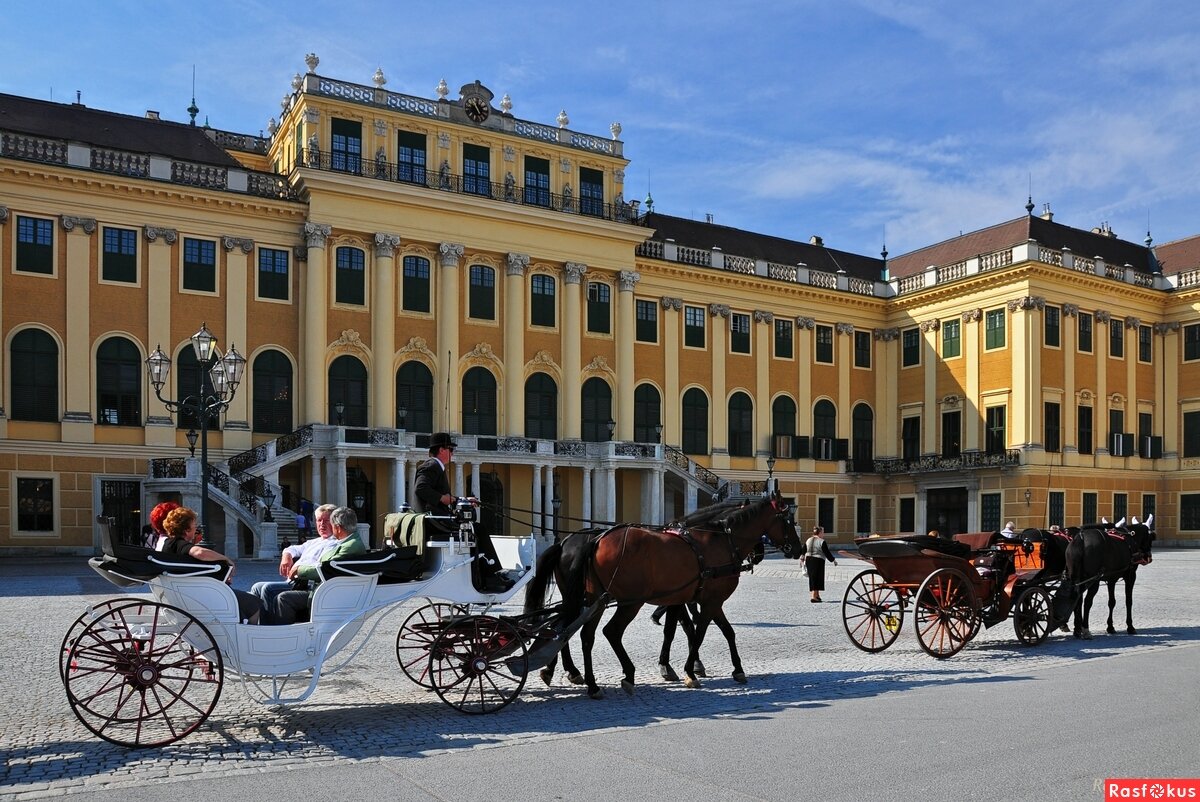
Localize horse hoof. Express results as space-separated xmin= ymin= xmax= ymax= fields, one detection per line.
xmin=694 ymin=660 xmax=707 ymax=678
xmin=1127 ymin=627 xmax=1137 ymax=635
xmin=1081 ymin=629 xmax=1093 ymax=640
xmin=1106 ymin=625 xmax=1116 ymax=635
xmin=683 ymin=677 xmax=702 ymax=689
xmin=567 ymin=672 xmax=585 ymax=686
xmin=732 ymin=670 xmax=748 ymax=684
xmin=659 ymin=663 xmax=679 ymax=682
xmin=588 ymin=687 xmax=605 ymax=700
xmin=1059 ymin=625 xmax=1070 ymax=633
xmin=539 ymin=668 xmax=554 ymax=687
xmin=621 ymin=679 xmax=635 ymax=696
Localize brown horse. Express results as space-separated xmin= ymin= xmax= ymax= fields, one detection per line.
xmin=524 ymin=495 xmax=802 ymax=699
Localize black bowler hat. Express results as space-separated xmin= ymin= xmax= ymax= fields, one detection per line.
xmin=430 ymin=432 xmax=457 ymax=451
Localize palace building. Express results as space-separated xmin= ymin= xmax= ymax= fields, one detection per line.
xmin=1 ymin=55 xmax=1198 ymax=555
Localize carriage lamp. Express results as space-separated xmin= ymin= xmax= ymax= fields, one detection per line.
xmin=334 ymin=400 xmax=345 ymax=425
xmin=145 ymin=323 xmax=245 ymax=548
xmin=397 ymin=404 xmax=408 ymax=431
xmin=606 ymin=418 xmax=616 ymax=440
xmin=1024 ymin=489 xmax=1032 ymax=506
xmin=262 ymin=485 xmax=275 ymax=523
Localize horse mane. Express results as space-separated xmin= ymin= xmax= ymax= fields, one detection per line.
xmin=722 ymin=498 xmax=773 ymax=530
xmin=672 ymin=499 xmax=747 ymax=529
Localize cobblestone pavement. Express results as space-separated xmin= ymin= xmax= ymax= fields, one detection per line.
xmin=2 ymin=549 xmax=1197 ymax=799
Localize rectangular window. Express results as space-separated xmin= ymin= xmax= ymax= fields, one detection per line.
xmin=1079 ymin=312 xmax=1093 ymax=353
xmin=1083 ymin=492 xmax=1098 ymax=525
xmin=902 ymin=416 xmax=921 ymax=461
xmin=1109 ymin=408 xmax=1126 ymax=455
xmin=1185 ymin=324 xmax=1200 ymax=361
xmin=855 ymin=498 xmax=872 ymax=536
xmin=1044 ymin=305 xmax=1060 ymax=347
xmin=635 ymin=299 xmax=658 ymax=343
xmin=985 ymin=308 xmax=1006 ymax=349
xmin=257 ymin=247 xmax=289 ymax=300
xmin=1182 ymin=495 xmax=1200 ymax=530
xmin=730 ymin=313 xmax=750 ymax=354
xmin=183 ymin=237 xmax=216 ymax=292
xmin=463 ymin=144 xmax=491 ymax=196
xmin=586 ymin=282 xmax=610 ymax=334
xmin=854 ymin=330 xmax=871 ymax=368
xmin=899 ymin=497 xmax=916 ymax=533
xmin=1077 ymin=405 xmax=1093 ymax=455
xmin=1183 ymin=410 xmax=1200 ymax=458
xmin=580 ymin=167 xmax=604 ymax=216
xmin=985 ymin=406 xmax=1007 ymax=454
xmin=1142 ymin=494 xmax=1156 ymax=519
xmin=981 ymin=493 xmax=1001 ymax=533
xmin=402 ymin=255 xmax=430 ymax=313
xmin=101 ymin=226 xmax=138 ymax=283
xmin=815 ymin=324 xmax=833 ymax=363
xmin=1113 ymin=492 xmax=1128 ymax=522
xmin=16 ymin=215 xmax=54 ymax=274
xmin=902 ymin=328 xmax=920 ymax=367
xmin=523 ymin=156 xmax=551 ymax=207
xmin=1110 ymin=320 xmax=1124 ymax=358
xmin=684 ymin=306 xmax=706 ymax=348
xmin=531 ymin=274 xmax=556 ymax=327
xmin=942 ymin=319 xmax=961 ymax=358
xmin=1138 ymin=325 xmax=1152 ymax=363
xmin=1049 ymin=491 xmax=1065 ymax=528
xmin=774 ymin=318 xmax=793 ymax=359
xmin=17 ymin=477 xmax=54 ymax=532
xmin=397 ymin=130 xmax=427 ymax=184
xmin=468 ymin=265 xmax=495 ymax=320
xmin=1138 ymin=412 xmax=1153 ymax=458
xmin=941 ymin=410 xmax=961 ymax=457
xmin=1044 ymin=402 xmax=1061 ymax=452
xmin=330 ymin=118 xmax=362 ymax=173
xmin=817 ymin=497 xmax=835 ymax=535
xmin=334 ymin=247 xmax=365 ymax=305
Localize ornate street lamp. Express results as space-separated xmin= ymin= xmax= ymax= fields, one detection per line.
xmin=146 ymin=323 xmax=246 ymax=547
xmin=397 ymin=404 xmax=408 ymax=431
xmin=262 ymin=484 xmax=276 ymax=523
xmin=655 ymin=423 xmax=663 ymax=443
xmin=334 ymin=400 xmax=345 ymax=425
xmin=185 ymin=428 xmax=198 ymax=457
xmin=606 ymin=418 xmax=616 ymax=441
xmin=766 ymin=455 xmax=777 ymax=495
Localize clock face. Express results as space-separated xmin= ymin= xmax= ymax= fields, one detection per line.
xmin=465 ymin=97 xmax=490 ymax=123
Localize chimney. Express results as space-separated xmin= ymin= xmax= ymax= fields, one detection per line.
xmin=1040 ymin=203 xmax=1053 ymax=222
xmin=145 ymin=110 xmax=160 ymax=120
xmin=810 ymin=235 xmax=824 ymax=246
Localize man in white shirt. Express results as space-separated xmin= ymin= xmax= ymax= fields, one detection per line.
xmin=251 ymin=503 xmax=337 ymax=620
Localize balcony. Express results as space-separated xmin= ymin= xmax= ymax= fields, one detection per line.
xmin=873 ymin=449 xmax=1021 ymax=475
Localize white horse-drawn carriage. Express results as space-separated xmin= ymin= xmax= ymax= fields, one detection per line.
xmin=61 ymin=503 xmax=567 ymax=747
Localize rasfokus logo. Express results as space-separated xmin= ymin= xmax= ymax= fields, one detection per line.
xmin=1106 ymin=780 xmax=1199 ymax=800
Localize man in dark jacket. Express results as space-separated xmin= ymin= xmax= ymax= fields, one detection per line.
xmin=414 ymin=432 xmax=511 ymax=593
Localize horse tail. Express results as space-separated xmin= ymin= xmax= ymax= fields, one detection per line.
xmin=1051 ymin=534 xmax=1084 ymax=623
xmin=524 ymin=541 xmax=562 ymax=615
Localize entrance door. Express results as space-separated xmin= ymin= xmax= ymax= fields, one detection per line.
xmin=101 ymin=479 xmax=142 ymax=545
xmin=925 ymin=486 xmax=968 ymax=536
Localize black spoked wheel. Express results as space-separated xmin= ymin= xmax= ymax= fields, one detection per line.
xmin=396 ymin=602 xmax=470 ymax=688
xmin=60 ymin=599 xmax=129 ymax=683
xmin=1013 ymin=587 xmax=1053 ymax=646
xmin=428 ymin=615 xmax=527 ymax=714
xmin=914 ymin=568 xmax=978 ymax=659
xmin=841 ymin=570 xmax=905 ymax=653
xmin=63 ymin=600 xmax=223 ymax=747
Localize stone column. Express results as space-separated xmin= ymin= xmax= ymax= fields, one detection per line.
xmin=562 ymin=262 xmax=587 ymax=439
xmin=754 ymin=311 xmax=773 ymax=460
xmin=532 ymin=464 xmax=544 ymax=535
xmin=302 ymin=222 xmax=332 ymax=424
xmin=438 ymin=243 xmax=464 ymax=432
xmin=309 ymin=455 xmax=323 ymax=506
xmin=221 ymin=235 xmax=254 ymax=449
xmin=605 ymin=468 xmax=617 ymax=524
xmin=581 ymin=466 xmax=593 ymax=527
xmin=61 ymin=216 xmax=96 ymax=442
xmin=372 ymin=233 xmax=401 ymax=428
xmin=143 ymin=225 xmax=179 ymax=445
xmin=615 ymin=270 xmax=640 ymax=441
xmin=545 ymin=466 xmax=556 ymax=535
xmin=392 ymin=456 xmax=407 ymax=506
xmin=454 ymin=460 xmax=464 ymax=497
xmin=504 ymin=253 xmax=530 ymax=435
xmin=223 ymin=508 xmax=240 ymax=558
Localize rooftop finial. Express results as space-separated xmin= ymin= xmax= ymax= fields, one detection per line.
xmin=1025 ymin=195 xmax=1035 ymax=215
xmin=187 ymin=65 xmax=199 ymax=126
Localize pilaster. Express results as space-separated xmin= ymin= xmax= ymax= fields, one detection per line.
xmin=504 ymin=253 xmax=529 ymax=435
xmin=438 ymin=242 xmax=464 ymax=431
xmin=920 ymin=319 xmax=939 ymax=453
xmin=372 ymin=233 xmax=401 ymax=428
xmin=562 ymin=262 xmax=587 ymax=440
xmin=302 ymin=222 xmax=332 ymax=423
xmin=836 ymin=323 xmax=854 ymax=440
xmin=615 ymin=270 xmax=640 ymax=441
xmin=753 ymin=310 xmax=772 ymax=458
xmin=144 ymin=226 xmax=178 ymax=443
xmin=221 ymin=234 xmax=253 ymax=448
xmin=61 ymin=215 xmax=96 ymax=442
xmin=962 ymin=309 xmax=982 ymax=451
xmin=709 ymin=303 xmax=730 ymax=465
xmin=661 ymin=296 xmax=682 ymax=446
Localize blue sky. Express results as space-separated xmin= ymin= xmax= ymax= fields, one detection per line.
xmin=4 ymin=1 xmax=1200 ymax=257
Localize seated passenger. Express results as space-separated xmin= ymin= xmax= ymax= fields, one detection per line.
xmin=1000 ymin=520 xmax=1017 ymax=539
xmin=250 ymin=503 xmax=337 ymax=622
xmin=149 ymin=500 xmax=180 ymax=550
xmin=161 ymin=506 xmax=263 ymax=624
xmin=272 ymin=506 xmax=367 ymax=625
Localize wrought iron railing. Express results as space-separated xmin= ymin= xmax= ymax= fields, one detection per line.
xmin=873 ymin=449 xmax=1021 ymax=475
xmin=663 ymin=445 xmax=722 ymax=492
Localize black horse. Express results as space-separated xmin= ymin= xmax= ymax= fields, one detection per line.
xmin=1048 ymin=516 xmax=1155 ymax=639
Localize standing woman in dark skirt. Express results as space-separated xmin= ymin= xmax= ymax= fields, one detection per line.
xmin=804 ymin=526 xmax=836 ymax=602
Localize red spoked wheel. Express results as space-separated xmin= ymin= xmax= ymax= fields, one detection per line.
xmin=1013 ymin=587 xmax=1053 ymax=646
xmin=841 ymin=569 xmax=905 ymax=653
xmin=914 ymin=568 xmax=978 ymax=659
xmin=395 ymin=602 xmax=470 ymax=688
xmin=428 ymin=615 xmax=527 ymax=714
xmin=60 ymin=598 xmax=130 ymax=683
xmin=63 ymin=600 xmax=223 ymax=747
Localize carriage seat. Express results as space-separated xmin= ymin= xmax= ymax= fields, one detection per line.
xmin=855 ymin=534 xmax=970 ymax=560
xmin=316 ymin=546 xmax=424 ymax=584
xmin=90 ymin=516 xmax=230 ymax=588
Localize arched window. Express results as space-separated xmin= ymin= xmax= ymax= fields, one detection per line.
xmin=633 ymin=384 xmax=662 ymax=443
xmin=176 ymin=348 xmax=220 ymax=431
xmin=728 ymin=392 xmax=754 ymax=457
xmin=11 ymin=329 xmax=58 ymax=422
xmin=524 ymin=372 xmax=558 ymax=440
xmin=813 ymin=399 xmax=837 ymax=461
xmin=334 ymin=246 xmax=365 ymax=305
xmin=771 ymin=395 xmax=797 ymax=457
xmin=396 ymin=361 xmax=433 ymax=433
xmin=96 ymin=336 xmax=141 ymax=426
xmin=852 ymin=403 xmax=874 ymax=472
xmin=462 ymin=367 xmax=497 ymax=435
xmin=328 ymin=355 xmax=368 ymax=426
xmin=581 ymin=377 xmax=613 ymax=442
xmin=252 ymin=349 xmax=293 ymax=434
xmin=682 ymin=388 xmax=709 ymax=455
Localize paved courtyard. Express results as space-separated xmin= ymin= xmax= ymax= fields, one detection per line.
xmin=1 ymin=548 xmax=1197 ymax=799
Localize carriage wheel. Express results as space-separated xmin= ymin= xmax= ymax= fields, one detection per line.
xmin=428 ymin=615 xmax=527 ymax=714
xmin=1013 ymin=587 xmax=1053 ymax=646
xmin=63 ymin=600 xmax=223 ymax=747
xmin=396 ymin=602 xmax=470 ymax=688
xmin=914 ymin=568 xmax=978 ymax=659
xmin=60 ymin=598 xmax=130 ymax=683
xmin=841 ymin=570 xmax=904 ymax=653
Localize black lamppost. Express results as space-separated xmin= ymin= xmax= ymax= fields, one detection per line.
xmin=262 ymin=484 xmax=275 ymax=523
xmin=146 ymin=323 xmax=246 ymax=548
xmin=551 ymin=495 xmax=562 ymax=536
xmin=185 ymin=428 xmax=198 ymax=457
xmin=766 ymin=456 xmax=777 ymax=495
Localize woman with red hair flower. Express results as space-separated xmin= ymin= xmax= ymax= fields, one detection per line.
xmin=148 ymin=501 xmax=180 ymax=550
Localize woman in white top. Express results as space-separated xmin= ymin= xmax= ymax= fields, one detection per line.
xmin=804 ymin=526 xmax=837 ymax=602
